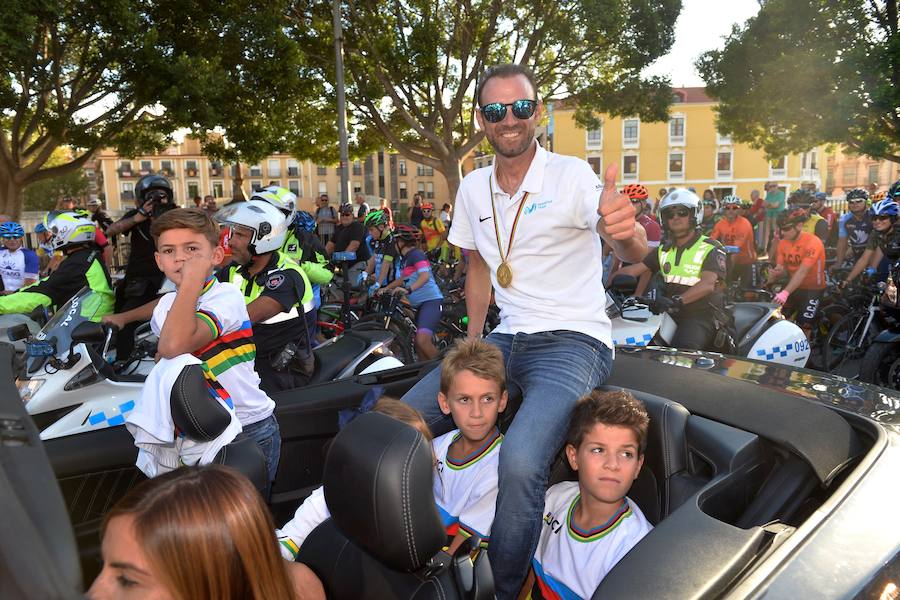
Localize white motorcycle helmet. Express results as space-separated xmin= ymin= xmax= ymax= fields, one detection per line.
xmin=251 ymin=186 xmax=297 ymax=225
xmin=216 ymin=200 xmax=288 ymax=255
xmin=657 ymin=188 xmax=703 ymax=228
xmin=44 ymin=211 xmax=96 ymax=251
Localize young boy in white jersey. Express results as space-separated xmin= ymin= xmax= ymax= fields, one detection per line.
xmin=148 ymin=209 xmax=280 ymax=485
xmin=433 ymin=337 xmax=507 ymax=554
xmin=520 ymin=389 xmax=652 ymax=600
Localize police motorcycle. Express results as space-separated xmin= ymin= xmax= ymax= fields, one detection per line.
xmin=11 ymin=286 xmax=404 ymax=441
xmin=607 ymin=275 xmax=811 ymax=367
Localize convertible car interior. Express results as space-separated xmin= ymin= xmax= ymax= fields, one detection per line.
xmin=0 ymin=344 xmax=877 ymax=599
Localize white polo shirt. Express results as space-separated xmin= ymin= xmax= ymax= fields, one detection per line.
xmin=449 ymin=142 xmax=612 ymax=349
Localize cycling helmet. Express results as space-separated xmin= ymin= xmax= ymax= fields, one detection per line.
xmin=872 ymin=191 xmax=887 ymax=202
xmin=338 ymin=202 xmax=354 ymax=216
xmin=871 ymin=199 xmax=900 ymax=218
xmin=658 ymin=188 xmax=702 ymax=227
xmin=421 ymin=202 xmax=434 ymax=211
xmin=846 ymin=188 xmax=869 ymax=202
xmin=134 ymin=173 xmax=173 ymax=205
xmin=294 ymin=210 xmax=316 ymax=233
xmin=34 ymin=222 xmax=46 ymax=234
xmin=777 ymin=208 xmax=806 ymax=229
xmin=788 ymin=188 xmax=814 ymax=207
xmin=0 ymin=222 xmax=25 ymax=238
xmin=721 ymin=195 xmax=742 ymax=207
xmin=216 ymin=200 xmax=288 ymax=255
xmin=364 ymin=209 xmax=389 ymax=229
xmin=889 ymin=180 xmax=900 ymax=200
xmin=622 ymin=184 xmax=649 ymax=201
xmin=251 ymin=186 xmax=297 ymax=224
xmin=814 ymin=191 xmax=827 ymax=201
xmin=393 ymin=224 xmax=420 ymax=244
xmin=44 ymin=211 xmax=96 ymax=250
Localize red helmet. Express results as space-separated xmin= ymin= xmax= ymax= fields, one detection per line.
xmin=421 ymin=202 xmax=434 ymax=211
xmin=394 ymin=224 xmax=421 ymax=243
xmin=622 ymin=184 xmax=649 ymax=201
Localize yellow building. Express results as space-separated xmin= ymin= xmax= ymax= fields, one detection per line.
xmin=94 ymin=138 xmax=450 ymax=215
xmin=547 ymin=88 xmax=827 ymax=201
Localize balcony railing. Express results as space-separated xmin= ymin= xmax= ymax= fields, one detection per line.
xmin=160 ymin=167 xmax=175 ymax=177
xmin=801 ymin=168 xmax=819 ymax=180
xmin=121 ymin=191 xmax=135 ymax=201
xmin=117 ymin=167 xmax=135 ymax=177
xmin=287 ymin=167 xmax=299 ymax=176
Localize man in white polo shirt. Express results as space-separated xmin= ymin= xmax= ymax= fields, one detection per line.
xmin=402 ymin=63 xmax=647 ymax=598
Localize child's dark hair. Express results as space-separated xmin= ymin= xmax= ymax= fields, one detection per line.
xmin=439 ymin=338 xmax=506 ymax=395
xmin=150 ymin=208 xmax=220 ymax=247
xmin=566 ymin=389 xmax=649 ymax=456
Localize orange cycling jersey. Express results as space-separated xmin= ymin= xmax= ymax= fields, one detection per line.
xmin=776 ymin=231 xmax=825 ymax=290
xmin=419 ymin=217 xmax=445 ymax=251
xmin=710 ymin=216 xmax=756 ymax=265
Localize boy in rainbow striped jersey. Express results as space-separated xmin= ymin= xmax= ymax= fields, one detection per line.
xmin=148 ymin=209 xmax=279 ymax=485
xmin=521 ymin=390 xmax=652 ymax=600
xmin=433 ymin=337 xmax=507 ymax=554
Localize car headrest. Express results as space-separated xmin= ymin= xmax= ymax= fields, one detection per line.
xmin=213 ymin=437 xmax=269 ymax=497
xmin=323 ymin=411 xmax=445 ymax=572
xmin=169 ymin=364 xmax=230 ymax=442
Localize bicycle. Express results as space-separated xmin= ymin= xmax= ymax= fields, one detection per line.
xmin=822 ymin=281 xmax=886 ymax=376
xmin=352 ymin=292 xmax=418 ymax=363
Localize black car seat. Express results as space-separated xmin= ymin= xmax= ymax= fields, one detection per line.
xmin=169 ymin=363 xmax=268 ymax=495
xmin=300 ymin=411 xmax=493 ymax=600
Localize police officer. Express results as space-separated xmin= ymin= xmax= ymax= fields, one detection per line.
xmin=216 ymin=200 xmax=316 ymax=395
xmin=620 ymin=188 xmax=727 ymax=351
xmin=105 ymin=173 xmax=176 ymax=358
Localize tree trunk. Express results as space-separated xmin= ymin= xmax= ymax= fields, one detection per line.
xmin=232 ymin=163 xmax=247 ymax=201
xmin=441 ymin=156 xmax=463 ymax=207
xmin=0 ymin=165 xmax=24 ymax=219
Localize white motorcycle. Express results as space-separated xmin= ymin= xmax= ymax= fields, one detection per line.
xmin=607 ymin=277 xmax=811 ymax=367
xmin=11 ymin=287 xmax=404 ymax=441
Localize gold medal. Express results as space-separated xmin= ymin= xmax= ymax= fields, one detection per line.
xmin=489 ymin=176 xmax=528 ymax=290
xmin=497 ymin=261 xmax=513 ymax=287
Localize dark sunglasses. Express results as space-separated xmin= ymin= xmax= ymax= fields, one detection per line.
xmin=779 ymin=225 xmax=797 ymax=233
xmin=873 ymin=214 xmax=893 ymax=221
xmin=848 ymin=199 xmax=866 ymax=204
xmin=723 ymin=206 xmax=740 ymax=211
xmin=662 ymin=208 xmax=691 ymax=220
xmin=479 ymin=99 xmax=537 ymax=123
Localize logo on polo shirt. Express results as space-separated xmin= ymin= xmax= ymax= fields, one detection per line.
xmin=524 ymin=200 xmax=552 ymax=215
xmin=479 ymin=215 xmax=492 ymax=222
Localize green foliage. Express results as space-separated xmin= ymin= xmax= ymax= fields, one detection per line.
xmin=290 ymin=0 xmax=681 ymax=191
xmin=24 ymin=170 xmax=88 ymax=211
xmin=697 ymin=0 xmax=900 ymax=162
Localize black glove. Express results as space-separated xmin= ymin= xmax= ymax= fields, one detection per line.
xmin=649 ymin=295 xmax=683 ymax=315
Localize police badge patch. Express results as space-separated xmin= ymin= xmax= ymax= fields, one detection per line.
xmin=266 ymin=273 xmax=286 ymax=290
xmin=287 ymin=244 xmax=298 ymax=252
xmin=663 ymin=262 xmax=671 ymax=274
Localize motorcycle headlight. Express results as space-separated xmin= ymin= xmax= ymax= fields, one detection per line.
xmin=16 ymin=378 xmax=45 ymax=405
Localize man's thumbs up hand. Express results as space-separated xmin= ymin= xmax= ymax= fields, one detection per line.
xmin=597 ymin=163 xmax=637 ymax=241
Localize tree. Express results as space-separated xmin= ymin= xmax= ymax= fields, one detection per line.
xmin=697 ymin=0 xmax=900 ymax=163
xmin=0 ymin=0 xmax=336 ymax=218
xmin=290 ymin=0 xmax=681 ymax=201
xmin=23 ymin=147 xmax=88 ymax=211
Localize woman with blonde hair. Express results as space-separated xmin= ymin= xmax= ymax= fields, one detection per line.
xmin=88 ymin=464 xmax=323 ymax=600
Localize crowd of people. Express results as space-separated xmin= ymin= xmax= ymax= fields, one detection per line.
xmin=7 ymin=58 xmax=900 ymax=600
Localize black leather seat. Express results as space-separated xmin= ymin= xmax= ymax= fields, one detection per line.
xmin=730 ymin=303 xmax=773 ymax=343
xmin=300 ymin=411 xmax=492 ymax=599
xmin=308 ymin=330 xmax=371 ymax=384
xmin=169 ymin=364 xmax=268 ymax=495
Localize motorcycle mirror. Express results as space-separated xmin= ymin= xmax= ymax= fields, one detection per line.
xmin=7 ymin=323 xmax=31 ymax=342
xmin=71 ymin=321 xmax=108 ymax=345
xmin=610 ymin=274 xmax=638 ymax=296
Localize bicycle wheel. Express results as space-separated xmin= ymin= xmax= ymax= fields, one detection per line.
xmin=822 ymin=310 xmax=877 ymax=375
xmin=353 ymin=317 xmax=416 ymax=364
xmin=807 ymin=302 xmax=850 ymax=370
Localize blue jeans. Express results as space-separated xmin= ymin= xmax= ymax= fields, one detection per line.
xmin=403 ymin=331 xmax=612 ymax=599
xmin=236 ymin=414 xmax=282 ymax=485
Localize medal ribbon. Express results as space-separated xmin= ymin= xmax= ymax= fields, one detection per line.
xmin=489 ymin=175 xmax=529 ymax=267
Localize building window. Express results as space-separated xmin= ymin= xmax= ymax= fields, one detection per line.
xmin=668 ymin=152 xmax=684 ymax=179
xmin=712 ymin=186 xmax=734 ymax=200
xmin=716 ymin=131 xmax=732 ymax=146
xmin=251 ymin=180 xmax=263 ymax=192
xmin=268 ymin=159 xmax=281 ymax=178
xmin=622 ymin=118 xmax=639 ymax=148
xmin=317 ymin=165 xmax=327 ymax=176
xmin=417 ymin=182 xmax=425 ymax=195
xmin=209 ymin=161 xmax=223 ymax=176
xmin=398 ymin=159 xmax=407 ymax=176
xmin=770 ymin=157 xmax=787 ymax=178
xmin=118 ymin=161 xmax=133 ymax=177
xmin=212 ymin=181 xmax=224 ymax=198
xmin=426 ymin=166 xmax=434 ymax=176
xmin=287 ymin=159 xmax=299 ymax=177
xmin=716 ymin=150 xmax=733 ymax=179
xmin=586 ymin=127 xmax=602 ymax=150
xmin=250 ymin=164 xmax=262 ymax=177
xmin=121 ymin=182 xmax=134 ymax=201
xmin=353 ymin=181 xmax=362 ymax=194
xmin=160 ymin=160 xmax=173 ymax=176
xmin=288 ymin=180 xmax=300 ymax=197
xmin=185 ymin=160 xmax=199 ymax=177
xmin=842 ymin=165 xmax=857 ymax=182
xmin=140 ymin=160 xmax=152 ymax=173
xmin=352 ymin=161 xmax=362 ymax=176
xmin=622 ymin=154 xmax=638 ymax=181
xmin=587 ymin=156 xmax=602 ymax=176
xmin=669 ymin=116 xmax=685 ymax=145
xmin=426 ymin=182 xmax=434 ymax=199
xmin=868 ymin=164 xmax=880 ymax=185
xmin=187 ymin=181 xmax=200 ymax=199
xmin=318 ymin=182 xmax=327 ymax=195
xmin=416 ymin=165 xmax=425 ymax=176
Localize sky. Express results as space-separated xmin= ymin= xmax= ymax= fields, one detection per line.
xmin=643 ymin=0 xmax=761 ymax=88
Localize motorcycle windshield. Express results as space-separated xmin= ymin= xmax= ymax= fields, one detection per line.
xmin=27 ymin=287 xmax=107 ymax=374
